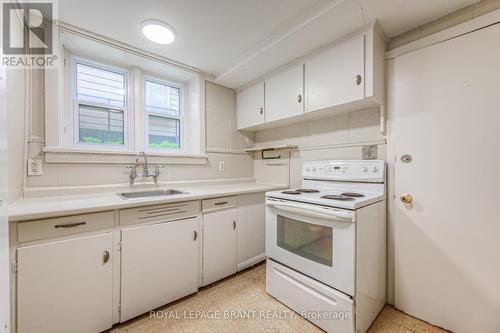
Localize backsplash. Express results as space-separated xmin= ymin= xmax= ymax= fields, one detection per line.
xmin=253 ymin=108 xmax=386 ymax=187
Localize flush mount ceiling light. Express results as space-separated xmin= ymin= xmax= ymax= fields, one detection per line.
xmin=141 ymin=19 xmax=176 ymax=44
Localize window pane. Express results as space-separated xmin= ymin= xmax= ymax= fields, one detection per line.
xmin=145 ymin=80 xmax=180 ymax=117
xmin=79 ymin=105 xmax=124 ymax=145
xmin=148 ymin=115 xmax=180 ymax=149
xmin=76 ymin=62 xmax=125 ymax=107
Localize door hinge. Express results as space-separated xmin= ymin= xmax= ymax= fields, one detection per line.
xmin=117 ymin=302 xmax=121 ymax=313
xmin=11 ymin=262 xmax=18 ymax=274
xmin=117 ymin=241 xmax=122 ymax=252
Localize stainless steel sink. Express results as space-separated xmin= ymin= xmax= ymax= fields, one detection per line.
xmin=117 ymin=189 xmax=187 ymax=199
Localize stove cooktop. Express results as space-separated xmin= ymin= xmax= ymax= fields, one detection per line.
xmin=268 ymin=187 xmax=384 ymax=210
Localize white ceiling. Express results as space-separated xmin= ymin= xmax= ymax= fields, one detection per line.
xmin=59 ymin=0 xmax=478 ymax=88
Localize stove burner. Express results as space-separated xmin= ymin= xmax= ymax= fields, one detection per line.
xmin=296 ymin=189 xmax=320 ymax=193
xmin=321 ymin=195 xmax=355 ymax=201
xmin=341 ymin=192 xmax=365 ymax=198
xmin=281 ymin=190 xmax=302 ymax=195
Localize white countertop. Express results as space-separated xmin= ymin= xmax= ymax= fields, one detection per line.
xmin=8 ymin=182 xmax=287 ymax=222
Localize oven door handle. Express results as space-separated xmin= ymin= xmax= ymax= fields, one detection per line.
xmin=267 ymin=201 xmax=354 ymax=222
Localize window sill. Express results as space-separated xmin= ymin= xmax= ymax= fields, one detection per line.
xmin=43 ymin=147 xmax=208 ymax=165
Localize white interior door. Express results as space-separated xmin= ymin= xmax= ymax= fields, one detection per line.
xmin=393 ymin=24 xmax=500 ymax=333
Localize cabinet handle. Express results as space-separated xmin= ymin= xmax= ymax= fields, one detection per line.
xmin=54 ymin=221 xmax=86 ymax=229
xmin=259 ymin=107 xmax=264 ymax=115
xmin=193 ymin=230 xmax=198 ymax=241
xmin=102 ymin=251 xmax=110 ymax=265
xmin=214 ymin=201 xmax=228 ymax=206
xmin=297 ymin=94 xmax=302 ymax=103
xmin=233 ymin=221 xmax=236 ymax=230
xmin=356 ymin=75 xmax=362 ymax=86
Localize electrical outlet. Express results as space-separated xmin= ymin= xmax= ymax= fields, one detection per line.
xmin=218 ymin=161 xmax=225 ymax=172
xmin=28 ymin=159 xmax=43 ymax=176
xmin=362 ymin=145 xmax=377 ymax=160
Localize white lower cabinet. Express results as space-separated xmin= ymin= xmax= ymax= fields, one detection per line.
xmin=202 ymin=208 xmax=237 ymax=285
xmin=120 ymin=217 xmax=199 ymax=322
xmin=17 ymin=233 xmax=114 ymax=333
xmin=237 ymin=193 xmax=266 ymax=269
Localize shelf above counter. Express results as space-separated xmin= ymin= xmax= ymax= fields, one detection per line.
xmin=244 ymin=145 xmax=298 ymax=159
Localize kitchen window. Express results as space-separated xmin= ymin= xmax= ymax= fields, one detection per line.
xmin=45 ymin=28 xmax=205 ymax=164
xmin=144 ymin=79 xmax=182 ymax=150
xmin=73 ymin=59 xmax=128 ymax=148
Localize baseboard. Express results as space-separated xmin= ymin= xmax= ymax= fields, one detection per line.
xmin=237 ymin=253 xmax=266 ymax=271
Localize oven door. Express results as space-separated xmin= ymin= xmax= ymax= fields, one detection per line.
xmin=266 ymin=198 xmax=355 ymax=296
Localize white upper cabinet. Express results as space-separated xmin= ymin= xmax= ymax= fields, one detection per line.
xmin=235 ymin=25 xmax=385 ymax=131
xmin=236 ymin=81 xmax=265 ymax=129
xmin=305 ymin=35 xmax=365 ymax=113
xmin=265 ymin=64 xmax=304 ymax=123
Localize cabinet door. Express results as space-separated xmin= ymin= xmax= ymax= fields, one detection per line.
xmin=202 ymin=208 xmax=237 ymax=285
xmin=237 ymin=82 xmax=265 ymax=129
xmin=305 ymin=35 xmax=365 ymax=113
xmin=237 ymin=193 xmax=266 ymax=268
xmin=17 ymin=233 xmax=113 ymax=333
xmin=265 ymin=64 xmax=304 ymax=122
xmin=120 ymin=218 xmax=199 ymax=322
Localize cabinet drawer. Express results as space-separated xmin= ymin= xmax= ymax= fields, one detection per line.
xmin=18 ymin=211 xmax=115 ymax=243
xmin=266 ymin=259 xmax=354 ymax=333
xmin=202 ymin=196 xmax=237 ymax=212
xmin=120 ymin=201 xmax=200 ymax=226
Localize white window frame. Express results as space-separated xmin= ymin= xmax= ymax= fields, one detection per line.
xmin=143 ymin=76 xmax=185 ymax=153
xmin=70 ymin=56 xmax=130 ymax=151
xmin=44 ymin=25 xmax=207 ymax=165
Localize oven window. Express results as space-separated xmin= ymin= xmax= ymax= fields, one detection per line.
xmin=277 ymin=215 xmax=333 ymax=267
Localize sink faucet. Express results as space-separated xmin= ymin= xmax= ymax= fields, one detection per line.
xmin=129 ymin=152 xmax=160 ymax=185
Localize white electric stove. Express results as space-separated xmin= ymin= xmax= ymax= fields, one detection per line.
xmin=265 ymin=160 xmax=386 ymax=333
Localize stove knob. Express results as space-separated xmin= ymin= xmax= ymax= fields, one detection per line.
xmin=362 ymin=166 xmax=368 ymax=172
xmin=312 ymin=167 xmax=317 ymax=172
xmin=373 ymin=166 xmax=379 ymax=173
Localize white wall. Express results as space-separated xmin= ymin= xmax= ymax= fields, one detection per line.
xmin=206 ymin=81 xmax=254 ymax=152
xmin=0 ymin=48 xmax=11 ymax=333
xmin=6 ymin=68 xmax=26 ymax=202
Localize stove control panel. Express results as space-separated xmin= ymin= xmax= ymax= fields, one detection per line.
xmin=302 ymin=160 xmax=385 ymax=182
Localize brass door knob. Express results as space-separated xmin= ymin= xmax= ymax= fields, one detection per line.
xmin=400 ymin=193 xmax=413 ymax=204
